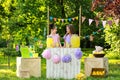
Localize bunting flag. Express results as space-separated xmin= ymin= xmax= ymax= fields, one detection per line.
xmin=97 ymin=29 xmax=101 ymax=32
xmin=58 ymin=19 xmax=61 ymax=22
xmin=107 ymin=20 xmax=112 ymax=26
xmin=82 ymin=16 xmax=86 ymax=23
xmin=53 ymin=18 xmax=57 ymax=21
xmin=92 ymin=32 xmax=97 ymax=35
xmin=95 ymin=20 xmax=99 ymax=27
xmin=61 ymin=19 xmax=64 ymax=22
xmin=76 ymin=17 xmax=78 ymax=20
xmin=72 ymin=18 xmax=75 ymax=21
xmin=68 ymin=18 xmax=72 ymax=22
xmin=102 ymin=21 xmax=107 ymax=27
xmin=50 ymin=16 xmax=53 ymax=21
xmin=90 ymin=35 xmax=94 ymax=41
xmin=89 ymin=19 xmax=94 ymax=25
xmin=85 ymin=35 xmax=90 ymax=39
xmin=114 ymin=19 xmax=119 ymax=26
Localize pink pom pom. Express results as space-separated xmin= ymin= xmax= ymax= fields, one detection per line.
xmin=42 ymin=49 xmax=51 ymax=59
xmin=52 ymin=55 xmax=61 ymax=64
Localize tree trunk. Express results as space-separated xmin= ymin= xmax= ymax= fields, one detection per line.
xmin=60 ymin=0 xmax=65 ymax=17
xmin=56 ymin=0 xmax=65 ymax=17
xmin=8 ymin=55 xmax=10 ymax=68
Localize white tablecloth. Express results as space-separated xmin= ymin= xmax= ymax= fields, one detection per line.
xmin=46 ymin=48 xmax=81 ymax=79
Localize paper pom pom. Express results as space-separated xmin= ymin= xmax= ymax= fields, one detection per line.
xmin=75 ymin=49 xmax=82 ymax=59
xmin=62 ymin=54 xmax=72 ymax=63
xmin=46 ymin=37 xmax=53 ymax=48
xmin=42 ymin=49 xmax=51 ymax=59
xmin=52 ymin=55 xmax=61 ymax=64
xmin=71 ymin=34 xmax=80 ymax=48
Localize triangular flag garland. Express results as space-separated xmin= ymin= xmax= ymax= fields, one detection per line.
xmin=83 ymin=27 xmax=104 ymax=40
xmin=49 ymin=16 xmax=119 ymax=27
xmin=49 ymin=16 xmax=78 ymax=23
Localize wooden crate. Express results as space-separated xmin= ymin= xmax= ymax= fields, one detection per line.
xmin=91 ymin=68 xmax=106 ymax=77
xmin=46 ymin=48 xmax=81 ymax=79
xmin=16 ymin=57 xmax=41 ymax=78
xmin=84 ymin=57 xmax=108 ymax=77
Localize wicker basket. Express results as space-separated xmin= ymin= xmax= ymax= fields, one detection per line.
xmin=93 ymin=54 xmax=105 ymax=58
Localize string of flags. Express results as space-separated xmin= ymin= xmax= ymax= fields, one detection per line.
xmin=82 ymin=17 xmax=119 ymax=27
xmin=50 ymin=16 xmax=119 ymax=27
xmin=83 ymin=27 xmax=104 ymax=41
xmin=49 ymin=16 xmax=78 ymax=23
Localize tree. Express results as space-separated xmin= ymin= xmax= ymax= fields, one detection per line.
xmin=0 ymin=0 xmax=47 ymax=68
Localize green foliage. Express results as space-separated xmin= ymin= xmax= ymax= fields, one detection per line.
xmin=0 ymin=0 xmax=107 ymax=49
xmin=104 ymin=23 xmax=120 ymax=55
xmin=0 ymin=0 xmax=47 ymax=46
xmin=0 ymin=39 xmax=7 ymax=47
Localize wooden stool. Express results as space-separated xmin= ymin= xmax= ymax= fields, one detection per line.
xmin=84 ymin=57 xmax=108 ymax=77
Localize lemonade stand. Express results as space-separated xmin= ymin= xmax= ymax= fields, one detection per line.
xmin=42 ymin=31 xmax=82 ymax=79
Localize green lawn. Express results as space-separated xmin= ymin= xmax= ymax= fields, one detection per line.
xmin=0 ymin=49 xmax=120 ymax=80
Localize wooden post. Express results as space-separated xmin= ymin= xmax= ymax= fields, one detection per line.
xmin=79 ymin=6 xmax=81 ymax=36
xmin=79 ymin=6 xmax=82 ymax=45
xmin=47 ymin=6 xmax=49 ymax=35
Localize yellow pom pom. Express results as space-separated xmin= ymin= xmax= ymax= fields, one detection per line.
xmin=46 ymin=37 xmax=53 ymax=48
xmin=70 ymin=34 xmax=80 ymax=48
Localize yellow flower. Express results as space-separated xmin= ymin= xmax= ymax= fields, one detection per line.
xmin=75 ymin=73 xmax=86 ymax=80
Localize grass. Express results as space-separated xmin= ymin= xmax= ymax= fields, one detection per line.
xmin=0 ymin=48 xmax=120 ymax=80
